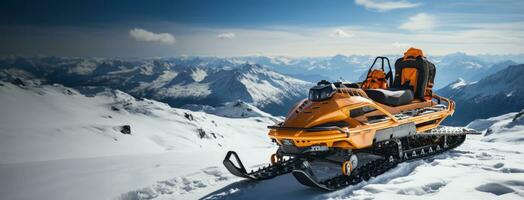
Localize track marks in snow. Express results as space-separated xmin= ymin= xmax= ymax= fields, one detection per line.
xmin=118 ymin=167 xmax=231 ymax=200
xmin=395 ymin=180 xmax=447 ymax=195
xmin=500 ymin=167 xmax=524 ymax=173
xmin=475 ymin=183 xmax=515 ymax=196
xmin=324 ymin=160 xmax=431 ymax=198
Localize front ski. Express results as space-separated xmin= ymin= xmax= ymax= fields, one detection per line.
xmin=223 ymin=151 xmax=297 ymax=180
xmin=292 ymin=170 xmax=333 ymax=190
xmin=292 ymin=158 xmax=394 ymax=191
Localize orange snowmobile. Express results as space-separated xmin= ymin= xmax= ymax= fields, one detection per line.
xmin=223 ymin=48 xmax=480 ymax=190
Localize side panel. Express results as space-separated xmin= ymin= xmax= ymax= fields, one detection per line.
xmin=373 ymin=123 xmax=417 ymax=143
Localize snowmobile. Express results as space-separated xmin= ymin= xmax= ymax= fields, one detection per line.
xmin=223 ymin=48 xmax=480 ymax=190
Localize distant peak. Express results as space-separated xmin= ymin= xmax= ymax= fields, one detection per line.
xmin=449 ymin=78 xmax=467 ymax=89
xmin=239 ymin=63 xmax=264 ymax=71
xmin=449 ymin=52 xmax=468 ymax=56
xmin=331 ymin=54 xmax=347 ymax=59
xmin=443 ymin=52 xmax=474 ymax=59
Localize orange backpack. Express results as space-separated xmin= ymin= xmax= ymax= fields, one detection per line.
xmin=361 ymin=69 xmax=388 ymax=89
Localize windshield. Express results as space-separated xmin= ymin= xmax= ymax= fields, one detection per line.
xmin=309 ymin=84 xmax=336 ymax=101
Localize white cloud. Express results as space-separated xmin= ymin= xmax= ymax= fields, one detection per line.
xmin=333 ymin=29 xmax=354 ymax=38
xmin=174 ymin=23 xmax=524 ymax=56
xmin=217 ymin=32 xmax=236 ymax=39
xmin=355 ymin=0 xmax=421 ymax=12
xmin=129 ymin=28 xmax=175 ymax=45
xmin=399 ymin=13 xmax=436 ymax=31
xmin=392 ymin=42 xmax=411 ymax=48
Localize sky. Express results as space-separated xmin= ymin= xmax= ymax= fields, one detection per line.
xmin=0 ymin=0 xmax=523 ymax=57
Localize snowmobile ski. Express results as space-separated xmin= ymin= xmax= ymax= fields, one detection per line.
xmin=223 ymin=151 xmax=297 ymax=180
xmin=292 ymin=170 xmax=333 ymax=190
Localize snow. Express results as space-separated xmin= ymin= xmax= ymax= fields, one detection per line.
xmin=157 ymin=83 xmax=212 ymax=99
xmin=450 ymin=78 xmax=468 ymax=89
xmin=149 ymin=70 xmax=179 ymax=89
xmin=124 ymin=137 xmax=524 ymax=200
xmin=238 ymin=65 xmax=309 ymax=106
xmin=123 ymin=110 xmax=524 ymax=200
xmin=0 ymin=81 xmax=275 ymax=163
xmin=68 ymin=60 xmax=97 ymax=75
xmin=462 ymin=61 xmax=484 ymax=69
xmin=1 ymin=81 xmax=524 ymax=200
xmin=451 ymin=64 xmax=524 ymax=99
xmin=467 ymin=109 xmax=524 ymax=143
xmin=191 ymin=68 xmax=207 ymax=82
xmin=182 ymin=101 xmax=282 ymax=122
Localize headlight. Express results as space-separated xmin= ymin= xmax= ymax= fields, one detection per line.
xmin=308 ymin=83 xmax=336 ymax=101
xmin=281 ymin=139 xmax=294 ymax=146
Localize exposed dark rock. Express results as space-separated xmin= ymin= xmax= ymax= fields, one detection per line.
xmin=184 ymin=113 xmax=194 ymax=121
xmin=65 ymin=89 xmax=74 ymax=95
xmin=111 ymin=106 xmax=120 ymax=111
xmin=120 ymin=125 xmax=131 ymax=135
xmin=197 ymin=128 xmax=206 ymax=138
xmin=513 ymin=109 xmax=524 ymax=122
xmin=11 ymin=78 xmax=25 ymax=86
xmin=485 ymin=128 xmax=493 ymax=136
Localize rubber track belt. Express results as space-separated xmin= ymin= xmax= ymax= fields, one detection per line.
xmin=292 ymin=134 xmax=467 ymax=191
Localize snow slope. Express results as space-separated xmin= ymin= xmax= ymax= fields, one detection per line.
xmin=182 ymin=100 xmax=282 ymax=122
xmin=123 ymin=112 xmax=524 ymax=200
xmin=1 ymin=81 xmax=524 ymax=200
xmin=0 ymin=81 xmax=281 ymax=200
xmin=0 ymin=81 xmax=277 ymax=164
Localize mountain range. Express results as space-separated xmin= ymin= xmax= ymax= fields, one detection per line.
xmin=438 ymin=64 xmax=524 ymax=125
xmin=0 ymin=53 xmax=522 ymax=120
xmin=0 ymin=56 xmax=311 ymax=116
xmin=230 ymin=53 xmax=522 ymax=89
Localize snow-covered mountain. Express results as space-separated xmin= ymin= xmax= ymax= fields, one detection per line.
xmin=233 ymin=53 xmax=521 ymax=89
xmin=430 ymin=53 xmax=495 ymax=86
xmin=233 ymin=54 xmax=373 ymax=82
xmin=0 ymin=80 xmax=278 ymax=163
xmin=1 ymin=53 xmax=519 ymax=96
xmin=182 ymin=100 xmax=282 ymax=121
xmin=0 ymin=57 xmax=312 ymax=116
xmin=0 ymin=54 xmax=521 ymax=117
xmin=438 ymin=64 xmax=524 ymax=126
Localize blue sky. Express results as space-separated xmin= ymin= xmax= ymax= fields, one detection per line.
xmin=1 ymin=0 xmax=523 ymax=57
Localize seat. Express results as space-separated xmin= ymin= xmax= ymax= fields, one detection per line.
xmin=393 ymin=48 xmax=436 ymax=100
xmin=365 ymin=88 xmax=414 ymax=106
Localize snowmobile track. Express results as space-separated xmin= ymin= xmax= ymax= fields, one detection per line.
xmin=291 ymin=134 xmax=467 ymax=191
xmin=223 ymin=126 xmax=477 ymax=191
